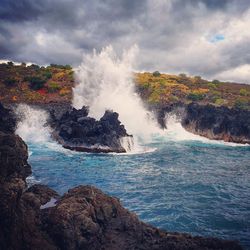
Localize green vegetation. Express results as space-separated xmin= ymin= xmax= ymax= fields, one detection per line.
xmin=28 ymin=76 xmax=46 ymax=90
xmin=0 ymin=62 xmax=74 ymax=103
xmin=153 ymin=71 xmax=161 ymax=77
xmin=214 ymin=98 xmax=225 ymax=106
xmin=239 ymin=88 xmax=249 ymax=96
xmin=48 ymin=82 xmax=61 ymax=93
xmin=234 ymin=99 xmax=250 ymax=110
xmin=0 ymin=62 xmax=249 ymax=110
xmin=3 ymin=78 xmax=17 ymax=87
xmin=207 ymin=82 xmax=217 ymax=89
xmin=135 ymin=72 xmax=250 ymax=110
xmin=187 ymin=92 xmax=204 ymax=101
xmin=50 ymin=64 xmax=72 ymax=70
xmin=212 ymin=79 xmax=220 ymax=84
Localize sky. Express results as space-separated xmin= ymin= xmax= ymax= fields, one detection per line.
xmin=0 ymin=0 xmax=250 ymax=83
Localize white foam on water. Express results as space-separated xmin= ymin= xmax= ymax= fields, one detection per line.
xmin=15 ymin=104 xmax=52 ymax=143
xmin=164 ymin=114 xmax=248 ymax=147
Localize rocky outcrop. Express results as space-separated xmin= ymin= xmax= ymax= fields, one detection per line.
xmin=0 ymin=102 xmax=16 ymax=133
xmin=182 ymin=103 xmax=250 ymax=144
xmin=50 ymin=106 xmax=131 ymax=153
xmin=154 ymin=102 xmax=250 ymax=144
xmin=42 ymin=185 xmax=243 ymax=250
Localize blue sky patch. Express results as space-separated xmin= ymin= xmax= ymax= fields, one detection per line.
xmin=210 ymin=34 xmax=225 ymax=43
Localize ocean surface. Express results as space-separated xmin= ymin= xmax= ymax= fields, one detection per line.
xmin=27 ymin=135 xmax=250 ymax=249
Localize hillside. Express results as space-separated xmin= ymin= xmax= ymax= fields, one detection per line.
xmin=0 ymin=62 xmax=73 ymax=104
xmin=135 ymin=72 xmax=250 ymax=110
xmin=0 ymin=62 xmax=249 ymax=110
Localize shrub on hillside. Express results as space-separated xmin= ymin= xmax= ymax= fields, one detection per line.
xmin=187 ymin=92 xmax=204 ymax=101
xmin=214 ymin=98 xmax=225 ymax=106
xmin=234 ymin=99 xmax=249 ymax=110
xmin=7 ymin=61 xmax=14 ymax=66
xmin=59 ymin=87 xmax=71 ymax=96
xmin=43 ymin=71 xmax=52 ymax=80
xmin=193 ymin=76 xmax=202 ymax=84
xmin=3 ymin=78 xmax=17 ymax=87
xmin=207 ymin=82 xmax=217 ymax=89
xmin=179 ymin=73 xmax=187 ymax=78
xmin=239 ymin=88 xmax=249 ymax=96
xmin=28 ymin=64 xmax=40 ymax=71
xmin=50 ymin=64 xmax=72 ymax=70
xmin=153 ymin=71 xmax=161 ymax=77
xmin=28 ymin=77 xmax=46 ymax=90
xmin=212 ymin=79 xmax=220 ymax=84
xmin=48 ymin=82 xmax=61 ymax=93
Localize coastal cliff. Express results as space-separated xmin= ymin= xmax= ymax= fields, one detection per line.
xmin=154 ymin=103 xmax=250 ymax=144
xmin=182 ymin=103 xmax=250 ymax=144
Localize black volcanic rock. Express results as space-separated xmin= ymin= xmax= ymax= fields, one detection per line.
xmin=51 ymin=106 xmax=130 ymax=153
xmin=0 ymin=131 xmax=31 ymax=180
xmin=182 ymin=103 xmax=250 ymax=144
xmin=42 ymin=185 xmax=243 ymax=250
xmin=0 ymin=102 xmax=16 ymax=133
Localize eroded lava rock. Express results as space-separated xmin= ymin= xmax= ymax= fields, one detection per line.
xmin=182 ymin=103 xmax=250 ymax=144
xmin=0 ymin=102 xmax=16 ymax=133
xmin=50 ymin=106 xmax=131 ymax=153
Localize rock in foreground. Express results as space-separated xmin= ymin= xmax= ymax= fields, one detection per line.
xmin=50 ymin=106 xmax=132 ymax=153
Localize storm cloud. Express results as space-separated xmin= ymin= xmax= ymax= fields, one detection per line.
xmin=0 ymin=0 xmax=250 ymax=83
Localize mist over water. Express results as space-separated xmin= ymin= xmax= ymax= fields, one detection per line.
xmin=73 ymin=45 xmax=161 ymax=139
xmin=15 ymin=104 xmax=51 ymax=143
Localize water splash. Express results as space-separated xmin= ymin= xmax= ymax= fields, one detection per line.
xmin=72 ymin=45 xmax=161 ymax=139
xmin=120 ymin=136 xmax=135 ymax=152
xmin=164 ymin=114 xmax=248 ymax=147
xmin=15 ymin=104 xmax=52 ymax=143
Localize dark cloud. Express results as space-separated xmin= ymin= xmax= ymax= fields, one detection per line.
xmin=0 ymin=0 xmax=250 ymax=82
xmin=0 ymin=0 xmax=44 ymax=22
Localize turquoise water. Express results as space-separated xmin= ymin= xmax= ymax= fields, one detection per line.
xmin=28 ymin=138 xmax=250 ymax=248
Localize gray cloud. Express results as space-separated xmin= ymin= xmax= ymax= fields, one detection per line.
xmin=0 ymin=0 xmax=250 ymax=83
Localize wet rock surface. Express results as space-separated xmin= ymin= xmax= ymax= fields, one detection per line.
xmin=182 ymin=103 xmax=250 ymax=144
xmin=50 ymin=106 xmax=131 ymax=153
xmin=154 ymin=102 xmax=250 ymax=144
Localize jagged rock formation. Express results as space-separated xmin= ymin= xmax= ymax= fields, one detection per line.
xmin=0 ymin=103 xmax=243 ymax=249
xmin=50 ymin=106 xmax=131 ymax=153
xmin=182 ymin=103 xmax=250 ymax=144
xmin=154 ymin=102 xmax=250 ymax=144
xmin=0 ymin=102 xmax=16 ymax=133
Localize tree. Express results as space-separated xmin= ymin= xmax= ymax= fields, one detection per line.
xmin=28 ymin=77 xmax=46 ymax=90
xmin=212 ymin=79 xmax=220 ymax=84
xmin=7 ymin=61 xmax=14 ymax=66
xmin=153 ymin=71 xmax=161 ymax=77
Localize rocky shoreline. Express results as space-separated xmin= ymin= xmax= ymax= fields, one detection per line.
xmin=154 ymin=102 xmax=250 ymax=144
xmin=5 ymin=100 xmax=250 ymax=146
xmin=0 ymin=103 xmax=243 ymax=249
